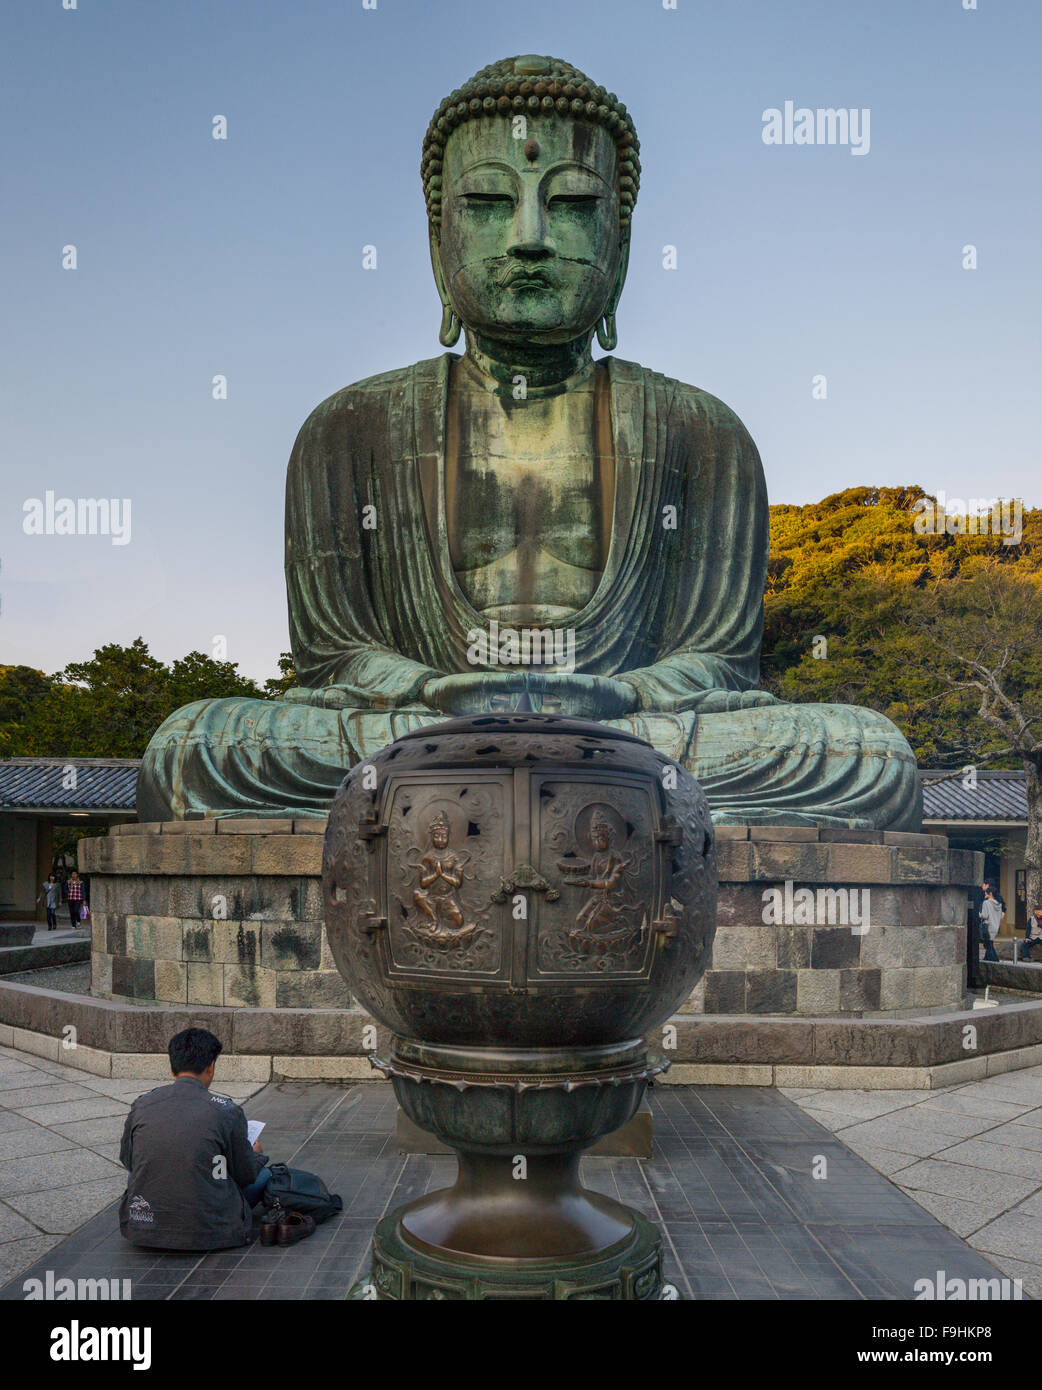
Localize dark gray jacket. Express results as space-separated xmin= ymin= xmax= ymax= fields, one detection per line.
xmin=119 ymin=1076 xmax=266 ymax=1250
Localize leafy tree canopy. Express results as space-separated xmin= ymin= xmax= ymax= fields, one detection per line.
xmin=0 ymin=640 xmax=293 ymax=759
xmin=764 ymin=486 xmax=1040 ymax=763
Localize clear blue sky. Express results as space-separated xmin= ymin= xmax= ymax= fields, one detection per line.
xmin=2 ymin=0 xmax=1039 ymax=682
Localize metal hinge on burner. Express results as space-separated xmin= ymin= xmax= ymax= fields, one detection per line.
xmin=654 ymin=814 xmax=682 ymax=847
xmin=357 ymin=808 xmax=387 ymax=845
xmin=357 ymin=899 xmax=388 ymax=935
xmin=651 ymin=899 xmax=683 ymax=946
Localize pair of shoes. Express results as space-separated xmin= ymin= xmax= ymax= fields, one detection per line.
xmin=259 ymin=1207 xmax=315 ymax=1247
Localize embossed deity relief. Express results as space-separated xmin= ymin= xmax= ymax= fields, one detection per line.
xmin=542 ymin=802 xmax=648 ymax=971
xmin=388 ymin=789 xmax=503 ymax=973
xmin=409 ymin=810 xmax=477 ymax=949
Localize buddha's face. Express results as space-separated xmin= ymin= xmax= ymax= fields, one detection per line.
xmin=437 ymin=115 xmax=623 ymax=344
xmin=431 ymin=823 xmax=449 ymax=850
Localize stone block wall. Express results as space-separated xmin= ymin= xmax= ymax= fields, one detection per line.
xmin=82 ymin=820 xmax=349 ymax=1009
xmin=82 ymin=822 xmax=981 ymax=1018
xmin=684 ymin=828 xmax=979 ymax=1017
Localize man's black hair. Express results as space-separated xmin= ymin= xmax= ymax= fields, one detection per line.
xmin=168 ymin=1027 xmax=223 ymax=1076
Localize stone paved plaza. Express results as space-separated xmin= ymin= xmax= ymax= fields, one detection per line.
xmin=786 ymin=1069 xmax=1042 ymax=1298
xmin=1 ymin=1038 xmax=1033 ymax=1300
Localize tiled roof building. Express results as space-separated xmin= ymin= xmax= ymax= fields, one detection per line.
xmin=921 ymin=770 xmax=1027 ymax=823
xmin=0 ymin=758 xmax=139 ymax=812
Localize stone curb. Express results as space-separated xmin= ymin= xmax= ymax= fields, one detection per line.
xmin=4 ymin=978 xmax=1042 ymax=1078
xmin=0 ymin=939 xmax=90 ymax=976
xmin=4 ymin=1018 xmax=1041 ymax=1090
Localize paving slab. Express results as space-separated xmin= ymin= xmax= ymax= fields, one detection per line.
xmin=13 ymin=1097 xmax=130 ymax=1126
xmin=972 ymin=1252 xmax=1042 ymax=1300
xmin=880 ymin=1106 xmax=1002 ymax=1140
xmin=978 ymin=1121 xmax=1042 ymax=1153
xmin=895 ymin=1158 xmax=1039 ymax=1206
xmin=0 ymin=1236 xmax=63 ymax=1286
xmin=934 ymin=1138 xmax=1042 ymax=1182
xmin=0 ymin=1083 xmax=98 ymax=1108
xmin=0 ymin=1126 xmax=78 ymax=1162
xmin=0 ymin=1148 xmax=124 ymax=1198
xmin=5 ymin=1177 xmax=128 ymax=1234
xmin=0 ymin=1113 xmax=36 ymax=1136
xmin=1005 ymin=1108 xmax=1042 ymax=1130
xmin=51 ymin=1115 xmax=129 ymax=1148
xmin=832 ymin=1143 xmax=916 ymax=1177
xmin=969 ymin=1211 xmax=1042 ymax=1265
xmin=914 ymin=1091 xmax=1030 ymax=1121
xmin=1007 ymin=1189 xmax=1042 ymax=1220
xmin=794 ymin=1091 xmax=927 ymax=1120
xmin=828 ymin=1117 xmax=953 ymax=1159
xmin=908 ymin=1189 xmax=1000 ymax=1239
xmin=0 ymin=1204 xmax=42 ymax=1243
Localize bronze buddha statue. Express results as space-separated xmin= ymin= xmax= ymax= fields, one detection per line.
xmin=138 ymin=54 xmax=921 ymax=831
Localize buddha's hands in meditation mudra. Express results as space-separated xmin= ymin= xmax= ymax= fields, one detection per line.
xmin=420 ymin=671 xmax=641 ymax=720
xmin=136 ymin=55 xmax=920 ymax=829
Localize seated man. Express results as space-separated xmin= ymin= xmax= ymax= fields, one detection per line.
xmin=1022 ymin=907 xmax=1042 ymax=960
xmin=119 ymin=1027 xmax=270 ymax=1250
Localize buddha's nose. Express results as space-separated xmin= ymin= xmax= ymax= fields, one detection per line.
xmin=508 ymin=193 xmax=554 ymax=259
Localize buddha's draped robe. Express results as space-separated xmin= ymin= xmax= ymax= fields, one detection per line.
xmin=137 ymin=354 xmax=921 ymax=829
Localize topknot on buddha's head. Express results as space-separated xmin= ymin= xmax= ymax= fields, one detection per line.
xmin=421 ymin=54 xmax=640 ymax=235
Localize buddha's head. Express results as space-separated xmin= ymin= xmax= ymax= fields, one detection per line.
xmin=422 ymin=55 xmax=640 ymax=353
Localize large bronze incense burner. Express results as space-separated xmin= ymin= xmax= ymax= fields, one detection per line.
xmin=323 ymin=713 xmax=716 ymax=1300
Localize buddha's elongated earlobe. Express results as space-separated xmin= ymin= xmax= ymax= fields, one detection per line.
xmin=439 ymin=303 xmax=461 ymax=347
xmin=596 ymin=230 xmax=629 ymax=353
xmin=430 ymin=229 xmax=462 ymax=347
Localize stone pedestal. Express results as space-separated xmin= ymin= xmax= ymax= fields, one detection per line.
xmin=80 ymin=820 xmax=347 ymax=1009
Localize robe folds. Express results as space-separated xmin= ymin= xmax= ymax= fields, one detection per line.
xmin=137 ymin=354 xmax=921 ymax=830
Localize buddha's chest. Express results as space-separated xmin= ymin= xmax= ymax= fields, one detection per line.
xmin=444 ymin=378 xmax=613 ymax=619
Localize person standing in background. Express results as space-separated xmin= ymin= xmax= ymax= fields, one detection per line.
xmin=37 ymin=874 xmax=60 ymax=930
xmin=980 ymin=885 xmax=1004 ymax=964
xmin=65 ymin=869 xmax=85 ymax=930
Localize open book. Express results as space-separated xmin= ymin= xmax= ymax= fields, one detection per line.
xmin=247 ymin=1120 xmax=265 ymax=1147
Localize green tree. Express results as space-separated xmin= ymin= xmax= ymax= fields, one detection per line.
xmin=763 ymin=487 xmax=1040 ymax=761
xmin=262 ymin=652 xmax=298 ymax=700
xmin=3 ymin=639 xmax=262 ymax=758
xmin=897 ymin=565 xmax=1042 ymax=916
xmin=0 ymin=665 xmax=55 ymax=749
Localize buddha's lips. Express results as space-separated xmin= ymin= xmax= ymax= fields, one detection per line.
xmin=503 ymin=270 xmax=552 ymax=288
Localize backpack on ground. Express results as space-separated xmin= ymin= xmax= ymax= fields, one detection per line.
xmin=260 ymin=1163 xmax=343 ymax=1225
